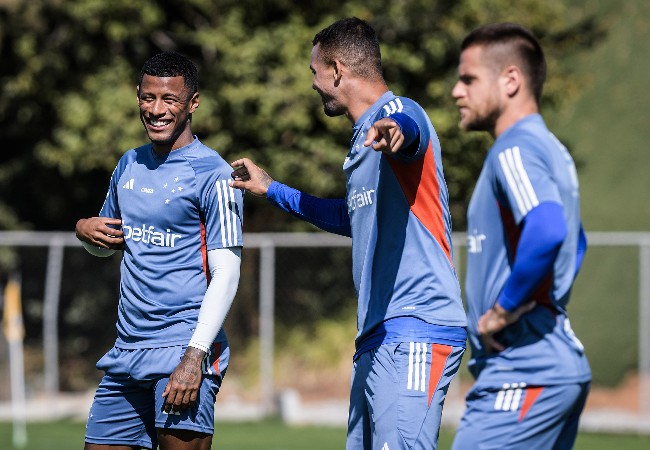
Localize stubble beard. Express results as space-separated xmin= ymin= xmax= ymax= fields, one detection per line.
xmin=320 ymin=94 xmax=345 ymax=118
xmin=463 ymin=107 xmax=501 ymax=133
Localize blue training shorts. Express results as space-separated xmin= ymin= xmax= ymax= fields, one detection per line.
xmin=347 ymin=341 xmax=465 ymax=450
xmin=85 ymin=343 xmax=229 ymax=449
xmin=451 ymin=381 xmax=590 ymax=450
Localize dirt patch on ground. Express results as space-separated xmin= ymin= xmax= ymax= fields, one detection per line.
xmin=586 ymin=373 xmax=645 ymax=412
xmin=274 ymin=369 xmax=646 ymax=414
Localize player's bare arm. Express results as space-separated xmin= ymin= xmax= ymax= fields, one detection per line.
xmin=75 ymin=217 xmax=125 ymax=249
xmin=478 ymin=301 xmax=535 ymax=353
xmin=229 ymin=157 xmax=274 ymax=196
xmin=162 ymin=346 xmax=206 ymax=413
xmin=363 ymin=118 xmax=405 ymax=154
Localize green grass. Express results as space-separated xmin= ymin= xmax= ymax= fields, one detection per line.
xmin=2 ymin=420 xmax=649 ymax=450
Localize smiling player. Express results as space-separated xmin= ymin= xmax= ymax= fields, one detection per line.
xmin=75 ymin=52 xmax=243 ymax=450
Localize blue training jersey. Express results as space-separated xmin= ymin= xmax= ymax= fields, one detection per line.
xmin=266 ymin=92 xmax=467 ymax=353
xmin=347 ymin=92 xmax=467 ymax=347
xmin=99 ymin=138 xmax=244 ymax=349
xmin=466 ymin=114 xmax=590 ymax=386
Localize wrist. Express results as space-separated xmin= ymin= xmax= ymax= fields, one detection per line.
xmin=492 ymin=302 xmax=511 ymax=319
xmin=183 ymin=345 xmax=207 ymax=362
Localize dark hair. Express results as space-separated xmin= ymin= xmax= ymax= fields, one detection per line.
xmin=462 ymin=23 xmax=546 ymax=103
xmin=138 ymin=51 xmax=198 ymax=95
xmin=312 ymin=17 xmax=383 ymax=80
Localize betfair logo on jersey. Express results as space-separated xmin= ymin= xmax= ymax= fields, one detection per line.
xmin=467 ymin=230 xmax=486 ymax=253
xmin=122 ymin=223 xmax=183 ymax=248
xmin=348 ymin=187 xmax=376 ymax=211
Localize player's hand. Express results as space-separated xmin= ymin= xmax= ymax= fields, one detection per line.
xmin=363 ymin=118 xmax=405 ymax=154
xmin=478 ymin=301 xmax=536 ymax=353
xmin=229 ymin=157 xmax=274 ymax=196
xmin=162 ymin=347 xmax=206 ymax=413
xmin=75 ymin=217 xmax=124 ymax=250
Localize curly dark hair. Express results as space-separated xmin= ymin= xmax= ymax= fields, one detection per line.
xmin=138 ymin=51 xmax=198 ymax=95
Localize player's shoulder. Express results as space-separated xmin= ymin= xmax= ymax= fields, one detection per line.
xmin=114 ymin=143 xmax=149 ymax=169
xmin=122 ymin=143 xmax=149 ymax=158
xmin=183 ymin=140 xmax=231 ymax=178
xmin=490 ymin=116 xmax=551 ymax=161
xmin=377 ymin=94 xmax=424 ymax=118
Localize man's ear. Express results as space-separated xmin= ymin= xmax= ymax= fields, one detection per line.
xmin=136 ymin=85 xmax=140 ymax=101
xmin=189 ymin=92 xmax=200 ymax=113
xmin=333 ymin=59 xmax=344 ymax=85
xmin=502 ymin=65 xmax=522 ymax=98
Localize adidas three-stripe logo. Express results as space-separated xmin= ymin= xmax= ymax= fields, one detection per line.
xmin=122 ymin=178 xmax=134 ymax=190
xmin=383 ymin=98 xmax=404 ymax=115
xmin=494 ymin=382 xmax=527 ymax=412
xmin=407 ymin=342 xmax=428 ymax=393
xmin=498 ymin=146 xmax=539 ymax=216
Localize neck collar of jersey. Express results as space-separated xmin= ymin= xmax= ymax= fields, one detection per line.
xmin=353 ymin=91 xmax=395 ymax=132
xmin=498 ymin=114 xmax=544 ymax=142
xmin=150 ymin=136 xmax=200 ymax=160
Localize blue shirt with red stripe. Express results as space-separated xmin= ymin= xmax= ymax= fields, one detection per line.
xmin=99 ymin=138 xmax=244 ymax=349
xmin=267 ymin=91 xmax=467 ymax=353
xmin=465 ymin=114 xmax=590 ymax=387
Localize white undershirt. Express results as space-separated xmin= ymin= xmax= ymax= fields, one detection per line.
xmin=188 ymin=247 xmax=242 ymax=352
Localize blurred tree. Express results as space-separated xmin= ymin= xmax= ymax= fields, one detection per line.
xmin=0 ymin=0 xmax=606 ymax=390
xmin=0 ymin=0 xmax=603 ymax=231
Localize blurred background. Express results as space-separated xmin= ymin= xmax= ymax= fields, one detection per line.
xmin=1 ymin=0 xmax=649 ymax=444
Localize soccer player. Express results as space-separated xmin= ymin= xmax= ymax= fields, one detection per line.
xmin=75 ymin=52 xmax=243 ymax=450
xmin=449 ymin=23 xmax=591 ymax=449
xmin=229 ymin=17 xmax=467 ymax=450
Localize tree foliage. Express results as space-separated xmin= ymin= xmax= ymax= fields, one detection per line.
xmin=0 ymin=0 xmax=608 ymax=391
xmin=0 ymin=0 xmax=604 ymax=231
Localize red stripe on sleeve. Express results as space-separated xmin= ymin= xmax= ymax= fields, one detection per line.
xmin=518 ymin=386 xmax=544 ymax=422
xmin=200 ymin=214 xmax=210 ymax=282
xmin=386 ymin=141 xmax=453 ymax=264
xmin=498 ymin=202 xmax=554 ymax=310
xmin=212 ymin=342 xmax=221 ymax=375
xmin=427 ymin=343 xmax=453 ymax=406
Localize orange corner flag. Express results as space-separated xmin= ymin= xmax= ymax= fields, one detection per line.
xmin=3 ymin=275 xmax=24 ymax=343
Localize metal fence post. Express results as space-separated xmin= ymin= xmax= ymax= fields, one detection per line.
xmin=639 ymin=239 xmax=650 ymax=418
xmin=43 ymin=237 xmax=64 ymax=398
xmin=259 ymin=241 xmax=276 ymax=414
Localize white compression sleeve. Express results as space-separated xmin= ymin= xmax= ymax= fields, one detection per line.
xmin=188 ymin=247 xmax=242 ymax=353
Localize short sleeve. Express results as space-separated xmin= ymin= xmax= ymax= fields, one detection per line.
xmin=99 ymin=158 xmax=128 ymax=220
xmin=198 ymin=165 xmax=244 ymax=250
xmin=379 ymin=97 xmax=431 ymax=161
xmin=492 ymin=145 xmax=561 ymax=224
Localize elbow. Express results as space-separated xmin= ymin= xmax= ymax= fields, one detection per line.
xmin=546 ymin=221 xmax=567 ymax=249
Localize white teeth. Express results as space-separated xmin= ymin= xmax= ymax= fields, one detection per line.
xmin=150 ymin=120 xmax=169 ymax=127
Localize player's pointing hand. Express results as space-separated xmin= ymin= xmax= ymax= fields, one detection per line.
xmin=363 ymin=118 xmax=405 ymax=154
xmin=229 ymin=158 xmax=274 ymax=197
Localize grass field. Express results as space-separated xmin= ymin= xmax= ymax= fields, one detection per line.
xmin=2 ymin=420 xmax=650 ymax=450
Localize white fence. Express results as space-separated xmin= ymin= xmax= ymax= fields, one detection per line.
xmin=1 ymin=231 xmax=649 ymax=426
